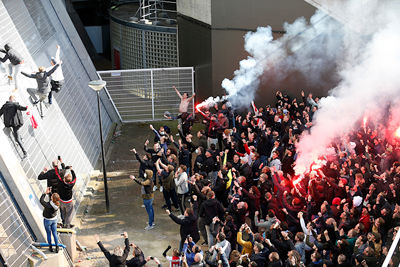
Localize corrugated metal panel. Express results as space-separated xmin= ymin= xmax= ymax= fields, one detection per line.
xmin=0 ymin=172 xmax=34 ymax=267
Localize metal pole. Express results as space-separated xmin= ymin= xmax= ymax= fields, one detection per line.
xmin=191 ymin=68 xmax=195 ymax=115
xmin=383 ymin=227 xmax=400 ymax=267
xmin=97 ymin=91 xmax=110 ymax=213
xmin=151 ymin=69 xmax=155 ymax=120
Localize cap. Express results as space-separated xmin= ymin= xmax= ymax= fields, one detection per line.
xmin=199 ymin=171 xmax=207 ymax=177
xmin=293 ymin=198 xmax=301 ymax=206
xmin=332 ymin=197 xmax=341 ymax=205
xmin=353 ymin=196 xmax=363 ymax=207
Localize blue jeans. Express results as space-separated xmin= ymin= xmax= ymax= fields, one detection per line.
xmin=44 ymin=218 xmax=58 ymax=246
xmin=143 ymin=198 xmax=154 ymax=226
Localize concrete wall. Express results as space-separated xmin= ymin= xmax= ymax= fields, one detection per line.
xmin=211 ymin=0 xmax=315 ymax=30
xmin=177 ymin=0 xmax=212 ymax=25
xmin=0 ymin=0 xmax=117 ymax=245
xmin=178 ymin=0 xmax=319 ymax=103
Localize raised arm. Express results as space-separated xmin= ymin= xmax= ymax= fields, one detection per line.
xmin=155 ymin=159 xmax=162 ymax=173
xmin=187 ymin=93 xmax=195 ymax=102
xmin=173 ymin=86 xmax=182 ymax=99
xmin=55 ymin=45 xmax=61 ymax=62
xmin=21 ymin=71 xmax=36 ymax=78
xmin=158 ymin=160 xmax=168 ymax=171
xmin=122 ymin=234 xmax=130 ymax=260
xmin=0 ymin=53 xmax=8 ymax=63
xmin=46 ymin=63 xmax=59 ymax=76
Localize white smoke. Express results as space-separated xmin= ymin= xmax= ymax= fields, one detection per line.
xmin=196 ymin=95 xmax=228 ymax=110
xmin=213 ymin=0 xmax=400 ymax=173
xmin=294 ymin=0 xmax=400 ymax=173
xmin=220 ymin=10 xmax=345 ymax=110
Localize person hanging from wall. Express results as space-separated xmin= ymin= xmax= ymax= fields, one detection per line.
xmin=40 ymin=187 xmax=61 ymax=253
xmin=21 ymin=63 xmax=60 ymax=106
xmin=48 ymin=45 xmax=64 ymax=105
xmin=0 ymin=43 xmax=24 ymax=92
xmin=0 ymin=95 xmax=28 ymax=158
xmin=38 ymin=156 xmax=65 ymax=194
xmin=56 ymin=166 xmax=76 ymax=228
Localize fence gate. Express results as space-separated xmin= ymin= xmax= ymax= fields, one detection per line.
xmin=97 ymin=67 xmax=195 ymax=123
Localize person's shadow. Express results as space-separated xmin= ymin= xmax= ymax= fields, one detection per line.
xmin=2 ymin=127 xmax=24 ymax=158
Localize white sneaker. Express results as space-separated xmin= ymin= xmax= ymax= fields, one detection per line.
xmin=141 ymin=204 xmax=145 ymax=208
xmin=145 ymin=224 xmax=155 ymax=230
xmin=160 ymin=186 xmax=163 ymax=192
xmin=148 ymin=222 xmax=156 ymax=226
xmin=153 ymin=185 xmax=158 ymax=192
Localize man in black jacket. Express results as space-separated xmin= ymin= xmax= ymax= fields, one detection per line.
xmin=0 ymin=95 xmax=27 ymax=157
xmin=38 ymin=159 xmax=65 ymax=193
xmin=166 ymin=195 xmax=200 ymax=251
xmin=130 ymin=148 xmax=154 ymax=178
xmin=199 ymin=191 xmax=225 ymax=248
xmin=0 ymin=43 xmax=24 ymax=91
xmin=95 ymin=232 xmax=130 ymax=267
xmin=126 ymin=242 xmax=146 ymax=267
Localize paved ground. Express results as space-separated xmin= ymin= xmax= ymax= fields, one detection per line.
xmin=73 ymin=121 xmax=193 ymax=266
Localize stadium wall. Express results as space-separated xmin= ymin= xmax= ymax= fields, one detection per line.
xmin=0 ymin=0 xmax=118 ymax=243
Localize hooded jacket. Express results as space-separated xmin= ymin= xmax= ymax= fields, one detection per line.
xmin=21 ymin=64 xmax=59 ymax=94
xmin=134 ymin=170 xmax=154 ymax=199
xmin=175 ymin=172 xmax=189 ymax=195
xmin=0 ymin=101 xmax=26 ymax=127
xmin=0 ymin=44 xmax=23 ymax=65
xmin=250 ymin=248 xmax=268 ymax=267
xmin=169 ymin=201 xmax=200 ymax=242
xmin=199 ymin=198 xmax=224 ymax=225
xmin=56 ymin=168 xmax=77 ymax=202
xmin=38 ymin=168 xmax=60 ymax=193
xmin=40 ymin=193 xmax=59 ymax=220
xmin=161 ymin=170 xmax=175 ymax=191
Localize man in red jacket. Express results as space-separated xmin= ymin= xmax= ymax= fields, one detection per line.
xmin=56 ymin=167 xmax=76 ymax=228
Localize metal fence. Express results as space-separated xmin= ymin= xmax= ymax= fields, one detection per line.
xmin=97 ymin=67 xmax=194 ymax=123
xmin=0 ymin=172 xmax=34 ymax=267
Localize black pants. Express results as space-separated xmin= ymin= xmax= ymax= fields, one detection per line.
xmin=11 ymin=125 xmax=26 ymax=154
xmin=177 ymin=193 xmax=188 ymax=215
xmin=163 ymin=189 xmax=179 ymax=210
xmin=48 ymin=80 xmax=64 ymax=104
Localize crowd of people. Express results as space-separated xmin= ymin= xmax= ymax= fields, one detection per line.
xmin=110 ymin=87 xmax=400 ymax=267
xmin=3 ymin=41 xmax=399 ymax=265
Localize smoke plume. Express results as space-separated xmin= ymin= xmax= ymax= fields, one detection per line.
xmin=294 ymin=0 xmax=400 ymax=173
xmin=218 ymin=0 xmax=400 ymax=173
xmin=221 ymin=10 xmax=345 ymax=110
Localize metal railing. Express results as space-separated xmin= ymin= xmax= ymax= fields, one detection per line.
xmin=97 ymin=67 xmax=195 ymax=123
xmin=0 ymin=172 xmax=34 ymax=267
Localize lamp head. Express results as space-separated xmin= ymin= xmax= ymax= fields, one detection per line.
xmin=88 ymin=80 xmax=106 ymax=91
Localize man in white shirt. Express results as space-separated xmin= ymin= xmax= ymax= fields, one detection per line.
xmin=48 ymin=45 xmax=64 ymax=104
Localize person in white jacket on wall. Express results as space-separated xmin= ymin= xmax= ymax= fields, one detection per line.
xmin=48 ymin=45 xmax=64 ymax=104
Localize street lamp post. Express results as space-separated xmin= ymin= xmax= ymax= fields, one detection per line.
xmin=88 ymin=80 xmax=110 ymax=213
